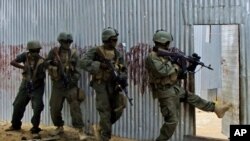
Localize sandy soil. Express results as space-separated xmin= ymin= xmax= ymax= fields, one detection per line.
xmin=0 ymin=121 xmax=135 ymax=141
xmin=0 ymin=110 xmax=227 ymax=141
xmin=196 ymin=109 xmax=228 ymax=139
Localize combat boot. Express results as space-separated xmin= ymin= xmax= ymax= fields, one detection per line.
xmin=30 ymin=127 xmax=42 ymax=134
xmin=30 ymin=126 xmax=42 ymax=139
xmin=214 ymin=103 xmax=232 ymax=118
xmin=76 ymin=128 xmax=88 ymax=140
xmin=50 ymin=126 xmax=64 ymax=136
xmin=5 ymin=126 xmax=21 ymax=131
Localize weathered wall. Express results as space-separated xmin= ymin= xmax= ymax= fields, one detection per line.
xmin=1 ymin=0 xmax=250 ymax=140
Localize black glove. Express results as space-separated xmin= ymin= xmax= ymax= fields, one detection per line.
xmin=116 ymin=75 xmax=128 ymax=89
xmin=177 ymin=70 xmax=187 ymax=79
xmin=187 ymin=53 xmax=200 ymax=72
xmin=187 ymin=64 xmax=198 ymax=72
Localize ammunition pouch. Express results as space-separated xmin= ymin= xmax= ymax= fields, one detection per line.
xmin=92 ymin=70 xmax=112 ymax=82
xmin=48 ymin=65 xmax=60 ymax=80
xmin=150 ymin=76 xmax=175 ymax=86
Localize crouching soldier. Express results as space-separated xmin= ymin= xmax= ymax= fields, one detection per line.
xmin=5 ymin=41 xmax=46 ymax=139
xmin=45 ymin=32 xmax=87 ymax=140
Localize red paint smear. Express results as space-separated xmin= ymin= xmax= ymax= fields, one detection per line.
xmin=0 ymin=43 xmax=152 ymax=95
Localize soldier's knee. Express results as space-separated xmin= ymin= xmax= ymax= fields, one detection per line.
xmin=162 ymin=108 xmax=178 ymax=122
xmin=50 ymin=104 xmax=62 ymax=116
xmin=13 ymin=103 xmax=25 ymax=110
xmin=164 ymin=115 xmax=179 ymax=124
xmin=33 ymin=109 xmax=43 ymax=116
xmin=34 ymin=105 xmax=44 ymax=113
xmin=13 ymin=99 xmax=26 ymax=108
xmin=33 ymin=101 xmax=44 ymax=110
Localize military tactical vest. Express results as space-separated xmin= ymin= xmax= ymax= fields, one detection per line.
xmin=48 ymin=47 xmax=77 ymax=81
xmin=92 ymin=46 xmax=120 ymax=82
xmin=23 ymin=53 xmax=44 ymax=81
xmin=147 ymin=51 xmax=180 ymax=86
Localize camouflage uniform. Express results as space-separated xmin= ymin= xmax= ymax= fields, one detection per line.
xmin=45 ymin=32 xmax=85 ymax=130
xmin=145 ymin=30 xmax=216 ymax=141
xmin=80 ymin=27 xmax=127 ymax=141
xmin=7 ymin=41 xmax=45 ymax=134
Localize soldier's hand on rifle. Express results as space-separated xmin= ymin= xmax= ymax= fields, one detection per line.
xmin=100 ymin=62 xmax=109 ymax=70
xmin=177 ymin=69 xmax=187 ymax=79
xmin=187 ymin=53 xmax=200 ymax=72
xmin=187 ymin=63 xmax=198 ymax=72
xmin=116 ymin=75 xmax=128 ymax=89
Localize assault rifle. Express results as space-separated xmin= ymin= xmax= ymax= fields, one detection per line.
xmin=96 ymin=49 xmax=133 ymax=106
xmin=59 ymin=62 xmax=69 ymax=88
xmin=54 ymin=49 xmax=69 ymax=88
xmin=26 ymin=54 xmax=34 ymax=95
xmin=156 ymin=47 xmax=213 ymax=72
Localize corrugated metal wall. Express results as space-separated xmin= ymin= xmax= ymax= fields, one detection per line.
xmin=0 ymin=0 xmax=250 ymax=140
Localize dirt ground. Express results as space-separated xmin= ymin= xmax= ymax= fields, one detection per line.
xmin=196 ymin=109 xmax=228 ymax=139
xmin=0 ymin=121 xmax=135 ymax=141
xmin=0 ymin=110 xmax=227 ymax=141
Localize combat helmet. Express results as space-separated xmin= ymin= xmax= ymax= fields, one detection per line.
xmin=57 ymin=32 xmax=73 ymax=42
xmin=27 ymin=40 xmax=42 ymax=50
xmin=153 ymin=30 xmax=173 ymax=44
xmin=102 ymin=27 xmax=119 ymax=42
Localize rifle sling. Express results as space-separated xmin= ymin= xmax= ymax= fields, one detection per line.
xmin=25 ymin=53 xmax=44 ymax=81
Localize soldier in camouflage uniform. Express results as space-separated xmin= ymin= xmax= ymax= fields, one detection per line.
xmin=5 ymin=41 xmax=45 ymax=139
xmin=145 ymin=30 xmax=232 ymax=141
xmin=80 ymin=27 xmax=127 ymax=141
xmin=45 ymin=32 xmax=87 ymax=140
